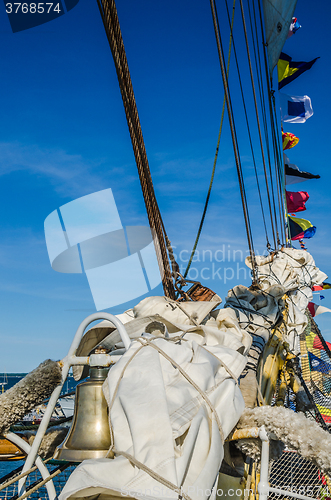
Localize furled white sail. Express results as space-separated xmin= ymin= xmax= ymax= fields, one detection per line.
xmin=262 ymin=0 xmax=297 ymax=76
xmin=59 ymin=299 xmax=249 ymax=500
xmin=58 ymin=249 xmax=327 ymax=500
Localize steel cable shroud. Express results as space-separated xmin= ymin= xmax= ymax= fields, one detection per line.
xmin=97 ymin=0 xmax=176 ymax=299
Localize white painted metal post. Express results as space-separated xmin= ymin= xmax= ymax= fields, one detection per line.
xmin=18 ymin=313 xmax=131 ymax=496
xmin=4 ymin=432 xmax=57 ymax=500
xmin=258 ymin=426 xmax=270 ymax=500
xmin=257 ymin=426 xmax=318 ymax=500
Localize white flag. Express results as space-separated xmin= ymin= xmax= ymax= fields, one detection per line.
xmin=280 ymin=93 xmax=314 ymax=123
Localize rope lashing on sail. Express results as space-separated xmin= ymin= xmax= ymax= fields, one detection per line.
xmin=96 ymin=0 xmax=177 ymax=299
xmin=102 ymin=336 xmax=233 ymax=498
xmin=209 ymin=0 xmax=258 ymax=283
xmin=111 ymin=449 xmax=194 ymax=500
xmin=182 ymin=0 xmax=236 ymax=280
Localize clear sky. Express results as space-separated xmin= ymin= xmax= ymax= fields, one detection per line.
xmin=0 ymin=0 xmax=330 ymax=371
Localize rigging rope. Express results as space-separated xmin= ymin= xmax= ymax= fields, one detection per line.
xmin=183 ymin=0 xmax=236 ymax=280
xmin=210 ymin=0 xmax=258 ymax=284
xmin=96 ymin=0 xmax=176 ymax=299
xmin=309 ymin=312 xmax=331 ymax=363
xmin=222 ymin=0 xmax=270 ymax=248
xmin=248 ymin=0 xmax=286 ymax=246
xmin=256 ymin=0 xmax=289 ymax=246
xmin=238 ymin=0 xmax=278 ymax=249
xmin=270 ymin=94 xmax=287 ymax=245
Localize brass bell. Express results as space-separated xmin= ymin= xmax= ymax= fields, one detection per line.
xmin=54 ymin=366 xmax=111 ymax=462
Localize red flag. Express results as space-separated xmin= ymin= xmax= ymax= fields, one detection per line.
xmin=308 ymin=302 xmax=316 ymax=316
xmin=313 ymin=336 xmax=331 ymax=351
xmin=312 ymin=283 xmax=331 ymax=291
xmin=282 ymin=131 xmax=299 ymax=150
xmin=286 ymin=191 xmax=309 ymax=212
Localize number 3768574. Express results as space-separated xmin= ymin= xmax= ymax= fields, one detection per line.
xmin=5 ymin=3 xmax=61 ymax=14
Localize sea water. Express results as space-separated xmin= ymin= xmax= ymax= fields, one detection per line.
xmin=0 ymin=373 xmax=79 ymax=482
xmin=0 ymin=459 xmax=24 ymax=481
xmin=0 ymin=373 xmax=78 ymax=394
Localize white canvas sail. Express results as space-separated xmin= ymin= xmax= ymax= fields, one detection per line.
xmin=262 ymin=0 xmax=297 ymax=75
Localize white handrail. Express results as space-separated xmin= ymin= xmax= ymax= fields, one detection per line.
xmin=257 ymin=426 xmax=269 ymax=500
xmin=4 ymin=432 xmax=57 ymax=500
xmin=18 ymin=313 xmax=131 ymax=496
xmin=258 ymin=426 xmax=318 ymax=500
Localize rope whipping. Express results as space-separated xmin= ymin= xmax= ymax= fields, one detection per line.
xmin=183 ymin=0 xmax=236 ymax=280
xmin=96 ymin=0 xmax=176 ymax=298
xmin=210 ymin=0 xmax=258 ymax=283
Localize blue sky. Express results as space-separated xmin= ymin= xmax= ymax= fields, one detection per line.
xmin=0 ymin=0 xmax=330 ymax=371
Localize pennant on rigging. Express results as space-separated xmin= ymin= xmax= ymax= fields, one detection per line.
xmin=308 ymin=302 xmax=331 ymax=317
xmin=288 ymin=215 xmax=316 ymax=240
xmin=312 ymin=283 xmax=331 ymax=291
xmin=284 ymin=154 xmax=320 ymax=184
xmin=287 ymin=17 xmax=301 ymax=38
xmin=286 ymin=190 xmax=309 ymax=212
xmin=278 ymin=52 xmax=319 ymax=89
xmin=308 ymin=351 xmax=331 ymax=373
xmin=313 ymin=335 xmax=331 ymax=350
xmin=280 ymin=93 xmax=313 ymax=123
xmin=282 ymin=131 xmax=299 ymax=150
xmin=299 ymin=239 xmax=307 ymax=250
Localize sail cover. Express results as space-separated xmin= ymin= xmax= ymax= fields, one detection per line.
xmin=262 ymin=0 xmax=297 ymax=76
xmin=58 ymin=248 xmax=327 ymax=500
xmin=59 ymin=298 xmax=249 ymax=500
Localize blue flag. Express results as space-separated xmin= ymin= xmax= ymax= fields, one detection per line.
xmin=308 ymin=351 xmax=331 ymax=373
xmin=287 ymin=17 xmax=301 ymax=38
xmin=280 ymin=94 xmax=313 ymax=123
